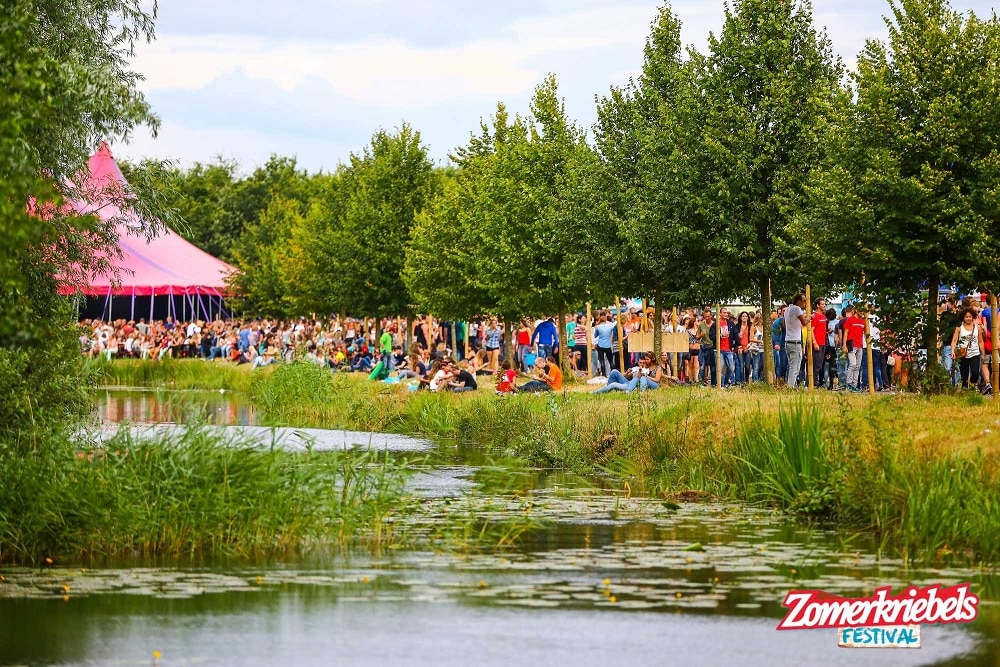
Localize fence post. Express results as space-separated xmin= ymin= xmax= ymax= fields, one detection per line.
xmin=806 ymin=284 xmax=814 ymax=390
xmin=586 ymin=302 xmax=594 ymax=379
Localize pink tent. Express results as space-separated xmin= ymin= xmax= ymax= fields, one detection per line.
xmin=58 ymin=144 xmax=236 ymax=320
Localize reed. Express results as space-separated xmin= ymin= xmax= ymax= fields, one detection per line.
xmin=88 ymin=357 xmax=257 ymax=392
xmin=0 ymin=426 xmax=410 ymax=563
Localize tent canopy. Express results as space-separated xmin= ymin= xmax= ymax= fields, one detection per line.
xmin=57 ymin=143 xmax=235 ymax=297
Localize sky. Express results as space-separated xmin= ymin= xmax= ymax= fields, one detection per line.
xmin=116 ymin=0 xmax=997 ymax=174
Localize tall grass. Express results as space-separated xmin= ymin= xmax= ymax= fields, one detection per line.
xmin=88 ymin=357 xmax=256 ymax=392
xmin=732 ymin=401 xmax=835 ymax=516
xmin=0 ymin=427 xmax=410 ymax=563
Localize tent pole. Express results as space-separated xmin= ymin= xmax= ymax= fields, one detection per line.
xmin=103 ymin=291 xmax=112 ymax=322
xmin=150 ymin=289 xmax=155 ymax=323
xmin=130 ymin=287 xmax=135 ymax=322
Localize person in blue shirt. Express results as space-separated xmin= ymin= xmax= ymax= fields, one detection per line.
xmin=594 ymin=312 xmax=618 ymax=377
xmin=531 ymin=317 xmax=559 ymax=363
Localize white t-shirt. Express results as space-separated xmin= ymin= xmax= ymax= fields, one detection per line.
xmin=429 ymin=370 xmax=449 ymax=392
xmin=784 ymin=305 xmax=804 ymax=342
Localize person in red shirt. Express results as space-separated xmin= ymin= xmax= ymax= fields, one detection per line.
xmin=811 ymin=298 xmax=828 ymax=388
xmin=718 ymin=308 xmax=736 ymax=387
xmin=841 ymin=305 xmax=867 ymax=391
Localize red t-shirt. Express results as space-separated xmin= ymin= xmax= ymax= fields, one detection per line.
xmin=843 ymin=315 xmax=865 ymax=348
xmin=811 ymin=312 xmax=828 ymax=346
xmin=719 ymin=321 xmax=732 ymax=352
xmin=517 ymin=330 xmax=530 ymax=346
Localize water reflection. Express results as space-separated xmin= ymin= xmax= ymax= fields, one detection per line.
xmin=96 ymin=389 xmax=259 ymax=426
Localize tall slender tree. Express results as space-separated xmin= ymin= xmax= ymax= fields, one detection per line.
xmin=669 ymin=0 xmax=847 ymax=381
xmin=802 ymin=0 xmax=1000 ymax=365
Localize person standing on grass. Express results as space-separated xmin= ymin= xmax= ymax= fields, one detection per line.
xmin=379 ymin=327 xmax=394 ymax=372
xmin=783 ymin=294 xmax=808 ymax=388
xmin=697 ymin=308 xmax=717 ymax=387
xmin=824 ymin=308 xmax=838 ymax=389
xmin=484 ymin=317 xmax=502 ymax=372
xmin=573 ymin=314 xmax=589 ymax=373
xmin=594 ymin=312 xmax=617 ymax=377
xmin=841 ymin=305 xmax=866 ymax=391
xmin=718 ymin=308 xmax=736 ymax=387
xmin=516 ymin=318 xmax=532 ymax=373
xmin=811 ymin=297 xmax=828 ymax=388
xmin=771 ymin=304 xmax=787 ymax=384
xmin=951 ymin=307 xmax=986 ymax=390
xmin=531 ymin=317 xmax=559 ymax=364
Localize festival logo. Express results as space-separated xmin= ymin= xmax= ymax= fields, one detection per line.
xmin=777 ymin=583 xmax=979 ymax=649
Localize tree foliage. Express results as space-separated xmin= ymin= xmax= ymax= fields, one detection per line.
xmin=802 ymin=0 xmax=1000 ymax=359
xmin=1 ymin=0 xmax=162 ymax=443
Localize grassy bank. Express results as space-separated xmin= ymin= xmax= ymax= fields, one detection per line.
xmin=245 ymin=363 xmax=1000 ymax=565
xmin=0 ymin=427 xmax=409 ymax=563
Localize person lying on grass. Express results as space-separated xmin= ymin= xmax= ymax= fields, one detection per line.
xmin=517 ymin=355 xmax=563 ymax=393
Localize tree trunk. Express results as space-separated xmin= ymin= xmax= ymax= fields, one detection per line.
xmin=924 ymin=275 xmax=940 ymax=371
xmin=558 ymin=302 xmax=570 ymax=380
xmin=653 ymin=290 xmax=663 ymax=360
xmin=761 ymin=277 xmax=774 ymax=384
xmin=503 ymin=318 xmax=513 ymax=368
xmin=405 ymin=309 xmax=413 ymax=352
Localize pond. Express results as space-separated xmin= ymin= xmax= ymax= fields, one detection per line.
xmin=0 ymin=390 xmax=996 ymax=666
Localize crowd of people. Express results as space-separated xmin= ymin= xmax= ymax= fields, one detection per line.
xmin=79 ymin=291 xmax=997 ymax=395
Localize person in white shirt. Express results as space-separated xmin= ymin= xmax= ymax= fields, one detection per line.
xmin=783 ymin=294 xmax=809 ymax=388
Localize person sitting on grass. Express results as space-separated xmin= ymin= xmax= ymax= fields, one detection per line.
xmin=593 ymin=357 xmax=644 ymax=394
xmin=496 ymin=360 xmax=518 ymax=394
xmin=639 ymin=352 xmax=664 ymax=391
xmin=517 ymin=355 xmax=563 ymax=393
xmin=447 ymin=359 xmax=478 ymax=392
xmin=469 ymin=349 xmax=494 ymax=376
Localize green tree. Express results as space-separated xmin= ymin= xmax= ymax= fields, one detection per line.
xmin=1 ymin=0 xmax=162 ymax=445
xmin=802 ymin=0 xmax=1000 ymax=364
xmin=283 ymin=125 xmax=436 ymax=325
xmin=227 ymin=196 xmax=302 ymax=318
xmin=669 ymin=0 xmax=847 ymax=381
xmin=403 ymin=169 xmax=495 ymax=320
xmin=559 ymin=5 xmax=705 ymax=356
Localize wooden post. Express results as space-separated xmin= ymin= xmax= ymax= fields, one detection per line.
xmin=715 ymin=304 xmax=722 ymax=388
xmin=450 ymin=320 xmax=457 ymax=359
xmin=806 ymin=284 xmax=814 ymax=390
xmin=671 ymin=307 xmax=679 ymax=379
xmin=991 ymin=292 xmax=999 ymax=400
xmin=464 ymin=320 xmax=470 ymax=361
xmin=865 ymin=307 xmax=876 ymax=396
xmin=615 ymin=298 xmax=626 ymax=375
xmin=586 ymin=302 xmax=594 ymax=379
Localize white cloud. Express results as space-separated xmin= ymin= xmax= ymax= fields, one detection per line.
xmin=133 ymin=4 xmax=656 ymax=107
